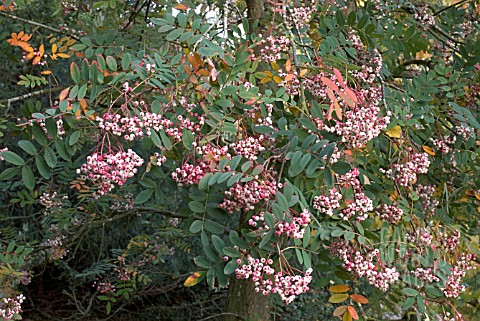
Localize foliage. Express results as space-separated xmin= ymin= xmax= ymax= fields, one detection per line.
xmin=0 ymin=0 xmax=479 ymax=320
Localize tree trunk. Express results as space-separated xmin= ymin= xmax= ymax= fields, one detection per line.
xmin=224 ymin=278 xmax=270 ymax=321
xmin=225 ymin=1 xmax=271 ymax=320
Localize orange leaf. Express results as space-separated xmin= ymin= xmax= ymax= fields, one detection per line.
xmin=33 ymin=55 xmax=41 ymax=65
xmin=174 ymin=3 xmax=189 ymax=10
xmin=285 ymin=74 xmax=295 ymax=82
xmin=321 ymin=76 xmax=339 ymax=92
xmin=187 ymin=53 xmax=199 ymax=69
xmin=56 ymin=53 xmax=70 ymax=58
xmin=183 ymin=271 xmax=205 ymax=287
xmin=338 ymin=91 xmax=356 ymax=108
xmin=59 ymin=88 xmax=69 ymax=101
xmin=334 ymin=99 xmax=342 ymax=120
xmin=347 ymin=306 xmax=359 ymax=320
xmin=422 ymin=146 xmax=436 ymax=156
xmin=79 ymin=98 xmax=87 ymax=110
xmin=52 ymin=43 xmax=57 ymax=54
xmin=333 ymin=305 xmax=348 ymax=316
xmin=39 ymin=44 xmax=44 ymax=56
xmin=333 ymin=68 xmax=345 ymax=87
xmin=349 ymin=293 xmax=369 ymax=304
xmin=285 ymin=59 xmax=292 ymax=73
xmin=41 ymin=70 xmax=52 ymax=75
xmin=344 ymin=87 xmax=358 ymax=104
xmin=329 ymin=284 xmax=351 ymax=293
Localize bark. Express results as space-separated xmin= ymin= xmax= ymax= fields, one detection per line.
xmin=224 ymin=278 xmax=270 ymax=321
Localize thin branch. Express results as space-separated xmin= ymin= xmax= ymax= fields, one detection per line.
xmin=0 ymin=11 xmax=79 ymax=40
xmin=433 ymin=0 xmax=469 ymax=16
xmin=198 ymin=312 xmax=247 ymax=321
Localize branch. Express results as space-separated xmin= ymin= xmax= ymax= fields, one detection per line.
xmin=0 ymin=11 xmax=79 ymax=40
xmin=0 ymin=87 xmax=63 ymax=112
xmin=433 ymin=0 xmax=469 ymax=16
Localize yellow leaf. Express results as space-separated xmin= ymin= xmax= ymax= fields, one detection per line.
xmin=422 ymin=146 xmax=436 ymax=156
xmin=299 ymin=69 xmax=308 ymax=77
xmin=342 ymin=310 xmax=353 ymax=321
xmin=52 ymin=43 xmax=57 ymax=54
xmin=260 ymin=77 xmax=271 ymax=84
xmin=183 ymin=271 xmax=205 ymax=287
xmin=329 ymin=284 xmax=351 ymax=293
xmin=273 ymin=76 xmax=283 ymax=84
xmin=333 ymin=306 xmax=348 ymax=316
xmin=385 ymin=125 xmax=402 ymax=138
xmin=329 ymin=293 xmax=350 ymax=303
xmin=270 ymin=61 xmax=279 ymax=71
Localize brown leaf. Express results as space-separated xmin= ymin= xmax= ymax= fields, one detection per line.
xmin=174 ymin=3 xmax=189 ymax=10
xmin=59 ymin=88 xmax=70 ymax=101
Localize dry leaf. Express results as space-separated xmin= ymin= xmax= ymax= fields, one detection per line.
xmin=423 ymin=146 xmax=436 ymax=156
xmin=385 ymin=125 xmax=402 ymax=138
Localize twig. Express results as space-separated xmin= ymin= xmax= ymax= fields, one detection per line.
xmin=433 ymin=0 xmax=469 ymax=16
xmin=0 ymin=11 xmax=79 ymax=40
xmin=198 ymin=312 xmax=247 ymax=321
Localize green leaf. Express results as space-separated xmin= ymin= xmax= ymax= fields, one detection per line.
xmin=324 ymin=167 xmax=333 ymax=187
xmin=44 ymin=147 xmax=57 ymax=168
xmin=32 ymin=124 xmax=48 ymax=146
xmin=416 ymin=295 xmax=426 ymax=314
xmin=182 ymin=129 xmax=194 ymax=150
xmin=189 ymin=200 xmax=205 ymax=213
xmin=22 ymin=166 xmax=35 ymax=190
xmin=222 ymin=247 xmax=241 ymax=257
xmin=150 ymin=130 xmax=162 ymax=148
xmin=159 ymin=130 xmax=172 ymax=149
xmin=190 ymin=220 xmax=203 ymax=233
xmin=35 ymin=155 xmax=51 ymax=179
xmin=229 ymin=231 xmax=249 ymax=250
xmin=166 ymin=28 xmax=184 ymax=41
xmin=329 ymin=293 xmax=349 ymax=303
xmin=121 ymin=53 xmax=131 ymax=70
xmin=105 ymin=56 xmax=117 ymax=71
xmin=227 ymin=173 xmax=243 ymax=187
xmin=211 ymin=235 xmax=225 ymax=252
xmin=1 ymin=151 xmax=25 ymax=166
xmin=224 ymin=260 xmax=237 ymax=275
xmin=0 ymin=167 xmax=20 ymax=180
xmin=259 ymin=229 xmax=274 ymax=248
xmin=18 ymin=140 xmax=37 ymax=155
xmin=70 ymin=62 xmax=81 ymax=83
xmin=135 ymin=189 xmax=153 ymax=204
xmin=331 ymin=161 xmax=351 ymax=175
xmin=204 ymin=219 xmax=224 ymax=234
xmin=216 ymin=99 xmax=233 ymax=108
xmin=402 ymin=288 xmax=419 ymax=296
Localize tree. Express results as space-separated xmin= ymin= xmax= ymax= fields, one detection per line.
xmin=0 ymin=0 xmax=479 ymax=320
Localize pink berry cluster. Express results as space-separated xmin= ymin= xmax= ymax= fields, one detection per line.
xmin=375 ymin=203 xmax=404 ymax=224
xmin=150 ymin=152 xmax=167 ymax=167
xmin=455 ymin=125 xmax=473 ymax=140
xmin=441 ymin=311 xmax=463 ymax=321
xmin=234 ymin=255 xmax=313 ymax=304
xmin=336 ymin=168 xmax=373 ymax=221
xmin=430 ymin=135 xmax=456 ymax=154
xmin=245 ymin=103 xmax=274 ymax=127
xmin=0 ymin=294 xmax=25 ymax=321
xmin=443 ymin=252 xmax=477 ymax=298
xmin=256 ymin=35 xmax=290 ymax=63
xmin=415 ymin=184 xmax=439 ymax=217
xmin=313 ymin=187 xmax=342 ymax=216
xmin=110 ymin=193 xmax=134 ymax=211
xmin=248 ymin=208 xmax=311 ymax=239
xmin=93 ymin=280 xmax=116 ymax=294
xmin=315 ymin=87 xmax=390 ymax=149
xmin=219 ymin=179 xmax=277 ymax=213
xmin=77 ymin=149 xmax=144 ymax=198
xmin=41 ymin=235 xmax=68 ymax=261
xmin=438 ymin=230 xmax=461 ymax=252
xmin=229 ymin=136 xmax=266 ymax=161
xmin=411 ymin=267 xmax=439 ymax=283
xmin=40 ymin=191 xmax=68 ymax=215
xmin=286 ymin=3 xmax=316 ymax=30
xmin=172 ymin=144 xmax=231 ymax=186
xmin=347 ymin=31 xmax=383 ymax=85
xmin=278 ymin=69 xmax=300 ymax=95
xmin=330 ymin=241 xmax=400 ymax=291
xmin=413 ymin=7 xmax=436 ymax=29
xmin=274 ymin=208 xmax=311 ymax=239
xmin=381 ymin=151 xmax=430 ymax=187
